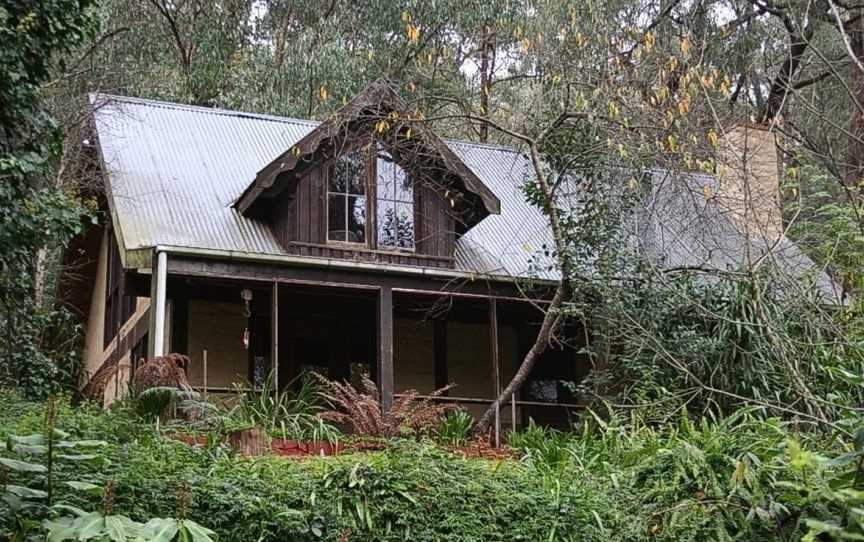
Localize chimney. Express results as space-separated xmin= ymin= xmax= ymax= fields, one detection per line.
xmin=714 ymin=123 xmax=783 ymax=240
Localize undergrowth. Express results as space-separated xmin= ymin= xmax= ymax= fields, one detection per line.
xmin=2 ymin=390 xmax=863 ymax=541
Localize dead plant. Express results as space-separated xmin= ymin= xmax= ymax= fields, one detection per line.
xmin=313 ymin=373 xmax=453 ymax=438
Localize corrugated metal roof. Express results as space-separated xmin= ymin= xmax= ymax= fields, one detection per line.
xmin=91 ymin=94 xmax=556 ymax=280
xmin=91 ymin=94 xmax=838 ymax=300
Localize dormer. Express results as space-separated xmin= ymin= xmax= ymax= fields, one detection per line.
xmin=236 ymin=80 xmax=500 ymax=269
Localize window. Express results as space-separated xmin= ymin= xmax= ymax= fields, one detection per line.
xmin=327 ymin=148 xmax=367 ymax=243
xmin=375 ymin=147 xmax=414 ymax=250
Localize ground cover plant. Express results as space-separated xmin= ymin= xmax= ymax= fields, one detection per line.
xmin=2 ymin=390 xmax=864 ymax=541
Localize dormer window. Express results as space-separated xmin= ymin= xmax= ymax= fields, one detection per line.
xmin=327 ymin=148 xmax=367 ymax=244
xmin=376 ymin=147 xmax=414 ymax=250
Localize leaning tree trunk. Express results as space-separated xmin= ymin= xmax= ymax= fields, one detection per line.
xmin=474 ymin=282 xmax=569 ymax=434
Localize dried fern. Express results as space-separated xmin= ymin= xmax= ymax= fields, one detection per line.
xmin=314 ymin=373 xmax=453 ymax=438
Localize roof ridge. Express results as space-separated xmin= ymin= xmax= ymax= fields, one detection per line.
xmin=91 ymin=93 xmax=321 ymax=127
xmin=445 ymin=138 xmax=524 ymax=154
xmin=92 ymin=93 xmax=524 ymax=154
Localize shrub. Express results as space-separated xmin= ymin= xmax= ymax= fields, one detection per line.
xmin=436 ymin=410 xmax=474 ymax=447
xmin=315 ymin=374 xmax=452 ymax=438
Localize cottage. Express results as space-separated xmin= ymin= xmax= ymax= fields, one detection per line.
xmin=74 ymin=81 xmax=837 ymax=430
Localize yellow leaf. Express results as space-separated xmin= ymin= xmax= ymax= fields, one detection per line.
xmin=406 ymin=24 xmax=420 ymax=43
xmin=644 ymin=31 xmax=655 ymax=52
xmin=680 ymin=36 xmax=692 ymax=57
xmin=319 ymin=85 xmax=329 ymax=101
xmin=703 ymin=184 xmax=714 ymax=200
xmin=667 ymin=134 xmax=678 ymax=152
xmin=707 ymin=129 xmax=720 ymax=147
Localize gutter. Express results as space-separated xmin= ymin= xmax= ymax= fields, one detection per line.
xmin=129 ymin=245 xmax=557 ymax=285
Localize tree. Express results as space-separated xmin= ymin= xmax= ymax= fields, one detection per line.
xmin=0 ymin=1 xmax=97 ymax=396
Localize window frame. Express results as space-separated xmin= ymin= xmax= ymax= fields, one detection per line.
xmin=324 ymin=140 xmax=419 ymax=253
xmin=325 ymin=143 xmax=370 ymax=246
xmin=374 ymin=145 xmax=416 ymax=252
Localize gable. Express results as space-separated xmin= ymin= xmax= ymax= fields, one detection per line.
xmin=235 ymin=80 xmax=500 ymax=228
xmin=89 ymin=93 xmax=555 ymax=280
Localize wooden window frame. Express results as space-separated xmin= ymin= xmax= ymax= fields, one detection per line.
xmin=374 ymin=144 xmax=417 ymax=253
xmin=325 ymin=143 xmax=370 ymax=248
xmin=324 ymin=139 xmax=422 ymax=254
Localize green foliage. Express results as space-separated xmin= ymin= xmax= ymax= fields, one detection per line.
xmin=44 ymin=510 xmax=217 ymax=542
xmin=0 ymin=1 xmax=96 ymax=398
xmin=227 ymin=371 xmax=339 ymax=443
xmin=508 ymin=420 xmax=574 ymax=476
xmin=435 ymin=410 xmax=474 ymax=447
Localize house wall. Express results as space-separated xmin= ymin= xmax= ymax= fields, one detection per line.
xmin=269 ymin=147 xmax=456 ymax=268
xmin=81 ymin=230 xmax=154 ymax=404
xmin=185 ymin=300 xmax=250 ymax=389
xmin=82 ymin=231 xmax=109 ymax=378
xmin=392 ymin=318 xmax=522 ymax=421
xmin=393 ymin=318 xmax=435 ymax=393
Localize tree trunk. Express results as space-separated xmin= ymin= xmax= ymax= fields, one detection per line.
xmin=477 ymin=30 xmax=496 ymax=143
xmin=227 ymin=427 xmax=268 ymax=457
xmin=474 ymin=282 xmax=568 ymax=434
xmin=846 ymin=16 xmax=864 ymax=195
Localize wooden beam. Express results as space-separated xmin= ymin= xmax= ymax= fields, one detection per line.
xmin=164 ymin=256 xmax=555 ymax=302
xmin=378 ymin=285 xmax=394 ymax=413
xmin=433 ymin=317 xmax=448 ymax=394
xmin=148 ymin=251 xmax=167 ymax=357
xmin=489 ymin=298 xmax=501 ymax=447
xmin=272 ymin=282 xmax=279 ymax=392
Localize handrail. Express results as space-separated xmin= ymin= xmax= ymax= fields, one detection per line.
xmin=393 ymin=393 xmax=583 ymax=410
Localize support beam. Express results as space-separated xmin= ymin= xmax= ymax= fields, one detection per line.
xmin=378 ymin=285 xmax=394 ymax=413
xmin=433 ymin=317 xmax=448 ymax=393
xmin=271 ymin=282 xmax=279 ymax=393
xmin=148 ymin=251 xmax=168 ymax=357
xmin=489 ymin=298 xmax=501 ymax=446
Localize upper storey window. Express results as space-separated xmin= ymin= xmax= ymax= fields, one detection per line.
xmin=376 ymin=148 xmax=414 ymax=250
xmin=327 ymin=148 xmax=367 ymax=243
xmin=326 ymin=144 xmax=415 ymax=250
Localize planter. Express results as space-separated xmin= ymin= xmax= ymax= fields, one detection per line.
xmin=271 ymin=439 xmax=341 ymax=456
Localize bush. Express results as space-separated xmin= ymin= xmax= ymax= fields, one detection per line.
xmin=5 ymin=390 xmax=864 ymax=542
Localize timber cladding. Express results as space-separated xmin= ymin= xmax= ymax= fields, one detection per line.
xmin=269 ymin=147 xmax=456 ymax=269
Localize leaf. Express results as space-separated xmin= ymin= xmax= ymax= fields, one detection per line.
xmin=64 ymin=481 xmax=102 ymax=492
xmin=8 ymin=433 xmax=46 ymax=446
xmin=855 ymin=427 xmax=864 ymax=452
xmin=56 ymin=454 xmax=110 ymax=467
xmin=52 ymin=504 xmax=89 ymax=517
xmin=141 ymin=518 xmax=180 ymax=542
xmin=44 ymin=516 xmax=77 ymax=542
xmin=72 ymin=511 xmax=106 ymax=539
xmin=0 ymin=457 xmax=47 ymax=472
xmin=6 ymin=484 xmax=48 ymax=499
xmin=10 ymin=443 xmax=48 ymax=455
xmin=182 ymin=519 xmax=217 ymax=542
xmin=105 ymin=514 xmax=139 ymax=542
